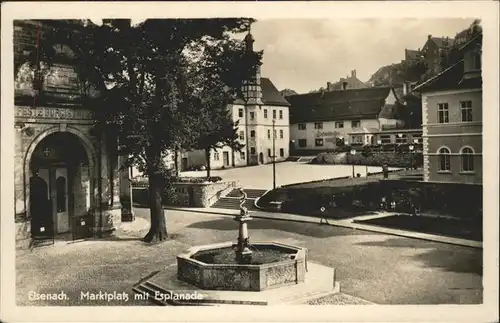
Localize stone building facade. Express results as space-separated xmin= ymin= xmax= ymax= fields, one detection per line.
xmin=415 ymin=33 xmax=482 ymax=185
xmin=14 ymin=20 xmax=133 ymax=249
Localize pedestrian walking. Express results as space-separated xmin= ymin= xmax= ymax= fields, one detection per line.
xmin=319 ymin=194 xmax=334 ymax=225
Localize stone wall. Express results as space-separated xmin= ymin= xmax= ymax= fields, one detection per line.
xmin=133 ymin=180 xmax=236 ymax=208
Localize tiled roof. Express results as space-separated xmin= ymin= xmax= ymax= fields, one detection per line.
xmin=413 ymin=60 xmax=482 ymax=92
xmin=431 ymin=37 xmax=452 ymax=48
xmin=233 ymin=77 xmax=290 ymax=106
xmin=260 ymin=77 xmax=290 ymax=106
xmin=287 ymin=87 xmax=393 ymax=123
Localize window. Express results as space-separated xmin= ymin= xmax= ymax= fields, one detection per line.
xmin=250 ymin=147 xmax=256 ymax=154
xmin=461 ymin=147 xmax=474 ymax=172
xmin=238 ymin=108 xmax=243 ymax=118
xmin=273 ymin=110 xmax=277 ymax=119
xmin=438 ymin=147 xmax=451 ymax=171
xmin=298 ymin=139 xmax=307 ymax=147
xmin=279 ymin=129 xmax=283 ymax=139
xmin=239 ymin=131 xmax=244 ymax=140
xmin=395 ymin=134 xmax=408 ymax=144
xmin=279 ymin=110 xmax=283 ymax=119
xmin=298 ymin=123 xmax=306 ymax=130
xmin=214 ymin=152 xmax=220 ymax=161
xmin=279 ymin=148 xmax=284 ymax=157
xmin=268 ymin=149 xmax=272 ymax=157
xmin=438 ymin=103 xmax=449 ymax=123
xmin=314 ymin=122 xmax=323 ymax=129
xmin=264 ymin=109 xmax=268 ymax=119
xmin=315 ymin=138 xmax=324 ymax=147
xmin=334 ymin=121 xmax=344 ymax=128
xmin=250 ymin=112 xmax=255 ymax=120
xmin=351 ymin=120 xmax=361 ymax=128
xmin=380 ymin=135 xmax=391 ymax=144
xmin=460 ymin=101 xmax=473 ymax=122
xmin=350 ymin=135 xmax=363 ymax=145
xmin=240 ymin=151 xmax=245 ymax=160
xmin=473 ymin=52 xmax=481 ymax=69
xmin=267 ymin=129 xmax=271 ymax=139
xmin=250 ymin=130 xmax=255 ymax=138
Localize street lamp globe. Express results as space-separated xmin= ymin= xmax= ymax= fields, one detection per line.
xmin=397 ymin=133 xmax=403 ymax=138
xmin=409 ymin=145 xmax=414 ymax=151
xmin=413 ymin=138 xmax=419 ymax=144
xmin=377 ymin=139 xmax=382 ymax=145
xmin=350 ymin=149 xmax=356 ymax=155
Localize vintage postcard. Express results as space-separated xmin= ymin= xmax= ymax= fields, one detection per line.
xmin=1 ymin=1 xmax=498 ymax=322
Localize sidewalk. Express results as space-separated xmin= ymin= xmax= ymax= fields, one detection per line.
xmin=165 ymin=206 xmax=482 ymax=249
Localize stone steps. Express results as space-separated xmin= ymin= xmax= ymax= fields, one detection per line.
xmin=225 ymin=188 xmax=268 ymax=199
xmin=211 ymin=197 xmax=258 ymax=211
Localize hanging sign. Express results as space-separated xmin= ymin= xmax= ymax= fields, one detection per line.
xmin=80 ymin=220 xmax=86 ymax=226
xmin=40 ymin=227 xmax=45 ymax=232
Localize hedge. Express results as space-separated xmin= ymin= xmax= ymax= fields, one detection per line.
xmin=312 ymin=151 xmax=423 ymax=168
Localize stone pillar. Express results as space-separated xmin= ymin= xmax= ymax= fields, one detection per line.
xmin=95 ymin=133 xmax=121 ymax=236
xmin=120 ymin=162 xmax=135 ymax=222
xmin=15 ymin=128 xmax=30 ymax=249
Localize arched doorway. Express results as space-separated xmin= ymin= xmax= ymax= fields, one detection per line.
xmin=28 ymin=131 xmax=93 ymax=243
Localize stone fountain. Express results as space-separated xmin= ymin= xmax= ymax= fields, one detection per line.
xmin=133 ymin=188 xmax=339 ymax=305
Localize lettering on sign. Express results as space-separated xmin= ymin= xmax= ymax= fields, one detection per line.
xmin=15 ymin=107 xmax=94 ymax=120
xmin=315 ymin=131 xmax=339 ymax=138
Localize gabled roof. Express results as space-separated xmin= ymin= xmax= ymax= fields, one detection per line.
xmin=287 ymin=87 xmax=395 ymax=123
xmin=233 ymin=77 xmax=290 ymax=106
xmin=413 ymin=60 xmax=482 ymax=93
xmin=260 ymin=77 xmax=290 ymax=106
xmin=430 ymin=37 xmax=452 ymax=48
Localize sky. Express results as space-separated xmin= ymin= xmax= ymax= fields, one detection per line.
xmin=248 ymin=19 xmax=474 ymax=94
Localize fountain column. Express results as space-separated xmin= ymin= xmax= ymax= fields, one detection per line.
xmin=234 ymin=188 xmax=253 ymax=264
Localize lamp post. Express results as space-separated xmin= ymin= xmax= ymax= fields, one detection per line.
xmin=272 ymin=118 xmax=276 ymax=190
xmin=350 ymin=148 xmax=357 ymax=178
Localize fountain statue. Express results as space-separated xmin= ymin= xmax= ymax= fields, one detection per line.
xmin=234 ymin=188 xmax=253 ymax=264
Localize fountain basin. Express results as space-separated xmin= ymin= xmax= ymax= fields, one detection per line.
xmin=177 ymin=241 xmax=307 ymax=292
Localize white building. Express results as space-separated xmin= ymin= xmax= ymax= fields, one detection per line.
xmin=287 ymin=86 xmax=405 ymax=153
xmin=180 ymin=32 xmax=291 ymax=171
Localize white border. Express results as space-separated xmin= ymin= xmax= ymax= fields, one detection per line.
xmin=2 ymin=1 xmax=499 ymax=323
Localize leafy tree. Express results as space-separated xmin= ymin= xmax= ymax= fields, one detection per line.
xmin=184 ymin=36 xmax=262 ymax=177
xmin=28 ymin=18 xmax=259 ymax=243
xmin=398 ymin=58 xmax=428 ymax=83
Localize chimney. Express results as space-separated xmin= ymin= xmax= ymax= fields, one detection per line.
xmin=327 ymin=82 xmax=332 ymax=91
xmin=428 ymin=34 xmax=432 ymax=40
xmin=342 ymin=82 xmax=348 ymax=91
xmin=351 ymin=70 xmax=356 ymax=78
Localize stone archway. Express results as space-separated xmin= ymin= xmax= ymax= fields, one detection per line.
xmin=23 ymin=126 xmax=98 ymax=224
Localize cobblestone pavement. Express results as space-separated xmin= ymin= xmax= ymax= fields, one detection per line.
xmin=16 ymin=208 xmax=482 ymax=306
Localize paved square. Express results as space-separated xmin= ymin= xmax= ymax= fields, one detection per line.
xmin=16 ymin=208 xmax=482 ymax=306
xmin=181 ymin=162 xmax=398 ymax=189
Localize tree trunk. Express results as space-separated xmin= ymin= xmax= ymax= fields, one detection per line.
xmin=142 ymin=160 xmax=168 ymax=243
xmin=205 ymin=147 xmax=211 ymax=178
